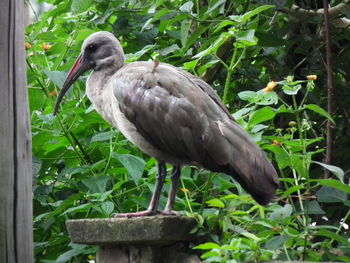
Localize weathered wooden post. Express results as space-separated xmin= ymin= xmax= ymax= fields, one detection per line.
xmin=0 ymin=0 xmax=34 ymax=262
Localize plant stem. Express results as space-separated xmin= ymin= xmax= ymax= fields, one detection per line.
xmin=199 ymin=172 xmax=214 ymax=214
xmin=329 ymin=209 xmax=350 ymax=245
xmin=292 ymin=168 xmax=306 ymax=227
xmin=223 ymin=43 xmax=238 ymax=104
xmin=103 ymin=132 xmax=120 ymax=176
xmin=284 ymin=244 xmax=291 ymax=261
xmin=181 ymin=179 xmax=193 ymax=213
xmin=292 ymin=95 xmax=310 ymax=260
xmin=323 ymin=0 xmax=335 ymax=178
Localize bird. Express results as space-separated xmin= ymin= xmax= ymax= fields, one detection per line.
xmin=54 ymin=31 xmax=279 ymax=217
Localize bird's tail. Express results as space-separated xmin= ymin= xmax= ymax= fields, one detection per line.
xmin=202 ymin=120 xmax=279 ymax=205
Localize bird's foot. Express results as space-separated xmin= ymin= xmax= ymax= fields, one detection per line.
xmin=114 ymin=209 xmax=157 ymax=218
xmin=159 ymin=210 xmax=181 ymax=216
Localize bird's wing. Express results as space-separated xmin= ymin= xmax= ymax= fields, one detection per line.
xmin=113 ymin=61 xmax=279 ymax=205
xmin=113 ymin=62 xmax=215 ymax=163
xmin=169 ymin=66 xmax=233 ymax=119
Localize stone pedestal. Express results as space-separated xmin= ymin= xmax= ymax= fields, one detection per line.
xmin=66 ymin=216 xmax=201 ymax=263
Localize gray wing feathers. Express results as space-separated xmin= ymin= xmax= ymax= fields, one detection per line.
xmin=211 ymin=120 xmax=279 ymax=204
xmin=113 ymin=62 xmax=279 ymax=205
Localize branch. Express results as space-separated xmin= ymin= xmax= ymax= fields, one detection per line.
xmin=323 ymin=0 xmax=335 ymax=178
xmin=283 ymin=1 xmax=350 ymax=28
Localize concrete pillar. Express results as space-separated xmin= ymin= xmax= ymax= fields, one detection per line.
xmin=66 ymin=216 xmax=201 ymax=263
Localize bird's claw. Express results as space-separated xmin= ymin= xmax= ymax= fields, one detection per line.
xmin=159 ymin=210 xmax=181 ymax=216
xmin=114 ymin=209 xmax=157 ymax=218
xmin=114 ymin=209 xmax=181 ymax=218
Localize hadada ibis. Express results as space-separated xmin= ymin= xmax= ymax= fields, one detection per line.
xmin=54 ymin=31 xmax=279 ymax=217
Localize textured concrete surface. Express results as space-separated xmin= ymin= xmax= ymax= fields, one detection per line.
xmin=96 ymin=243 xmax=201 ymax=263
xmin=66 ymin=215 xmax=196 ymax=246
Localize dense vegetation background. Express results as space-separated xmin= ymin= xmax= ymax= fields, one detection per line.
xmin=26 ymin=0 xmax=350 ymax=262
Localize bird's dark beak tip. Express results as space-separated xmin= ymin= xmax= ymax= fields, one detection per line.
xmin=53 ymin=102 xmax=60 ymax=116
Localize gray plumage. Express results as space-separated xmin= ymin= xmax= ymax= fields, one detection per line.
xmin=54 ymin=31 xmax=279 ymax=215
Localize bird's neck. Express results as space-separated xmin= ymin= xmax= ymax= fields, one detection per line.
xmin=86 ymin=53 xmax=124 ymax=103
xmin=86 ymin=69 xmax=115 ymax=106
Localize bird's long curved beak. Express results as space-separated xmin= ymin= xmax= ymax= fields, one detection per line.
xmin=53 ymin=53 xmax=92 ymax=115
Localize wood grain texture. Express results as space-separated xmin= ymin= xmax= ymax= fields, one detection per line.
xmin=0 ymin=0 xmax=33 ymax=262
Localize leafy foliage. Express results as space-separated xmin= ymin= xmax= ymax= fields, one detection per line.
xmin=26 ymin=0 xmax=350 ymax=262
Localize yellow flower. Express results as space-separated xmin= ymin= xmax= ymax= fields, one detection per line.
xmin=24 ymin=42 xmax=32 ymax=49
xmin=307 ymin=75 xmax=317 ymax=80
xmin=180 ymin=187 xmax=190 ymax=194
xmin=272 ymin=140 xmax=280 ymax=146
xmin=40 ymin=44 xmax=52 ymax=51
xmin=262 ymin=81 xmax=278 ymax=93
xmin=288 ymin=121 xmax=296 ymax=127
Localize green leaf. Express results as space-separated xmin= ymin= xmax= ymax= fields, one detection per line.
xmin=312 ymin=161 xmax=344 ymax=182
xmin=316 ymin=229 xmax=349 ymax=245
xmin=251 ymin=124 xmax=268 ymax=133
xmin=82 ymin=176 xmax=110 ymax=193
xmin=76 ymin=29 xmax=96 ymax=41
xmin=304 ymin=200 xmax=325 ymax=215
xmin=256 ymin=91 xmax=278 ymax=105
xmin=193 ymin=242 xmax=221 ymax=250
xmin=241 ymin=5 xmax=274 ymax=22
xmin=316 ymin=186 xmax=348 ymax=203
xmin=37 ymin=31 xmax=56 ymax=41
xmin=232 ymin=106 xmax=255 ymax=119
xmin=248 ymin=106 xmax=276 ymax=127
xmin=265 ymin=235 xmax=289 ymax=250
xmin=43 ymin=70 xmax=67 ymax=88
xmin=101 ymin=201 xmax=114 ymax=216
xmin=181 ymin=20 xmax=191 ymax=48
xmin=71 ymin=0 xmax=93 ymax=13
xmin=56 ymin=244 xmax=87 ymax=263
xmin=159 ymin=44 xmax=180 ymax=56
xmin=304 ymin=104 xmax=335 ymax=124
xmin=280 ymin=185 xmax=304 ymax=198
xmin=62 ymin=203 xmax=93 ymax=215
xmin=263 ymin=144 xmax=290 ymax=169
xmin=206 ymin=0 xmax=226 ymax=14
xmin=126 ymin=45 xmax=155 ymax=62
xmin=238 ymin=91 xmax=257 ymax=102
xmin=32 ymin=155 xmax=42 ymax=177
xmin=113 ymin=153 xmax=145 ymax=185
xmin=179 ymin=1 xmax=193 ymax=13
xmin=282 ymin=84 xmax=302 ymax=95
xmin=269 ymin=204 xmax=293 ymax=220
xmin=200 ymin=251 xmax=221 ymax=259
xmin=193 ymin=32 xmax=231 ymax=58
xmin=183 ymin=59 xmax=199 ymax=71
xmin=206 ymin=198 xmax=225 ymax=208
xmin=230 ymin=225 xmax=261 ymax=241
xmin=90 ymin=131 xmax=117 ymax=143
xmin=28 ymin=88 xmax=46 ymax=112
xmin=235 ymin=30 xmax=257 ymax=46
xmin=229 ymin=5 xmax=274 ymax=23
xmin=311 ymin=179 xmax=350 ymax=194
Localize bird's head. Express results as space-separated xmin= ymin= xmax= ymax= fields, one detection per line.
xmin=53 ymin=31 xmax=124 ymax=115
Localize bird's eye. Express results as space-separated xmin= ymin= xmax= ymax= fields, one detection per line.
xmin=87 ymin=44 xmax=97 ymax=52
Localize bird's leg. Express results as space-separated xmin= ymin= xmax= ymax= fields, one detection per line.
xmin=161 ymin=165 xmax=182 ymax=216
xmin=114 ymin=161 xmax=166 ymax=218
xmin=146 ymin=161 xmax=167 ymax=213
